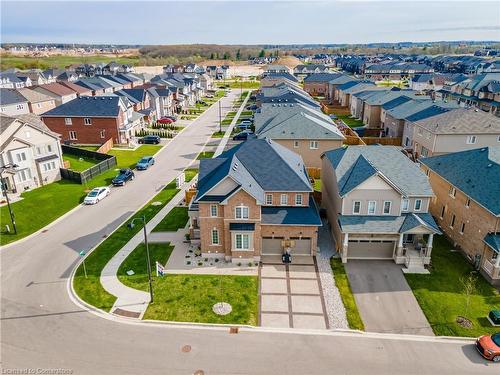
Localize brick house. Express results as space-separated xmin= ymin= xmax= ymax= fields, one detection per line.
xmin=321 ymin=146 xmax=440 ymax=270
xmin=188 ymin=138 xmax=321 ymax=262
xmin=41 ymin=96 xmax=139 ymax=145
xmin=17 ymin=88 xmax=56 ymax=115
xmin=303 ymin=73 xmax=337 ymax=97
xmin=420 ymin=147 xmax=500 ymax=285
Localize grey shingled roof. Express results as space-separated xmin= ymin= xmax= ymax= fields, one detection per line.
xmin=420 ymin=146 xmax=500 ymax=216
xmin=484 ymin=233 xmax=500 ymax=253
xmin=339 ymin=213 xmax=440 ymax=234
xmin=195 ymin=138 xmax=312 ymax=204
xmin=323 ymin=146 xmax=434 ymax=197
xmin=42 ymin=96 xmax=121 ymax=117
xmin=413 ymin=108 xmax=500 ymax=134
xmin=261 ymin=196 xmax=321 ymax=226
xmin=0 ymin=89 xmax=28 ymax=106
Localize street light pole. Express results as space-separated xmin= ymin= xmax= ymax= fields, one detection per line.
xmin=218 ymin=99 xmax=222 ymax=134
xmin=128 ymin=215 xmax=153 ymax=304
xmin=1 ymin=164 xmax=18 ymax=235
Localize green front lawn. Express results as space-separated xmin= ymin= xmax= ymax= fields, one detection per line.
xmin=184 ymin=168 xmax=198 ymax=182
xmin=405 ymin=236 xmax=500 ymax=337
xmin=62 ymin=154 xmax=100 ymax=172
xmin=336 ymin=115 xmax=364 ymax=128
xmin=197 ymin=151 xmax=215 ymax=160
xmin=331 ymin=258 xmax=365 ymax=330
xmin=73 ymin=180 xmax=180 ymax=311
xmin=0 ymin=145 xmax=162 ymax=246
xmin=118 ymin=242 xmax=174 ymax=288
xmin=313 ymin=178 xmax=321 ymax=192
xmin=76 ymin=145 xmax=100 ymax=152
xmin=152 ymin=207 xmax=189 ymax=232
xmin=212 ymin=131 xmax=225 ymax=138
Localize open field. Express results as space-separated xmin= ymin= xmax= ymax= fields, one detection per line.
xmin=0 ymin=54 xmax=140 ymax=70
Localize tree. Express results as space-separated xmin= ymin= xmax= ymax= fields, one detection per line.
xmin=223 ymin=52 xmax=230 ymax=60
xmin=460 ymin=273 xmax=477 ymax=319
xmin=259 ymin=49 xmax=265 ymax=58
xmin=210 ymin=52 xmax=215 ymax=60
xmin=236 ymin=49 xmax=241 ymax=60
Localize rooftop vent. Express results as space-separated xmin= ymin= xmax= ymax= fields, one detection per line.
xmin=487 ymin=163 xmax=493 ymax=168
xmin=480 ymin=148 xmax=487 ymax=152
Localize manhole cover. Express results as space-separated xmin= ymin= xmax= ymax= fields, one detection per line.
xmin=181 ymin=345 xmax=191 ymax=353
xmin=151 ymin=201 xmax=162 ymax=206
xmin=212 ymin=302 xmax=232 ymax=316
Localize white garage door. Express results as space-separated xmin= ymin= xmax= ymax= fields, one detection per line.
xmin=348 ymin=240 xmax=395 ymax=259
xmin=262 ymin=237 xmax=283 ymax=255
xmin=292 ymin=238 xmax=312 ymax=255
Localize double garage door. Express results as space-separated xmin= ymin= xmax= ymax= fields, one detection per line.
xmin=262 ymin=237 xmax=312 ymax=255
xmin=347 ymin=240 xmax=395 ymax=259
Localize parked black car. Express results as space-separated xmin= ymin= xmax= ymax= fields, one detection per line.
xmin=112 ymin=169 xmax=135 ymax=186
xmin=138 ymin=135 xmax=161 ymax=144
xmin=232 ymin=130 xmax=252 ymax=141
xmin=246 ymin=104 xmax=258 ymax=110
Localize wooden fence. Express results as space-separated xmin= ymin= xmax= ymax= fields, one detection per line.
xmin=306 ymin=168 xmax=321 ymax=179
xmin=60 ymin=145 xmax=117 ymax=185
xmin=96 ymin=138 xmax=113 ymax=154
xmin=363 ymin=137 xmax=402 ymax=146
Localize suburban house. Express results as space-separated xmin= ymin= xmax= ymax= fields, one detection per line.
xmin=420 ymin=147 xmax=500 ymax=285
xmin=303 ymin=73 xmax=337 ymax=97
xmin=327 ymin=74 xmax=357 ymax=102
xmin=17 ymin=70 xmax=56 ymax=86
xmin=335 ymin=80 xmax=375 ymax=107
xmin=293 ymin=64 xmax=329 ymax=77
xmin=17 ymin=88 xmax=56 ymax=115
xmin=0 ymin=113 xmax=63 ymax=196
xmin=409 ymin=108 xmax=500 ymax=157
xmin=0 ymin=72 xmax=29 ymax=89
xmin=31 ymin=83 xmax=78 ymax=106
xmin=147 ymin=87 xmax=175 ymax=119
xmin=254 ymin=103 xmax=345 ymax=168
xmin=260 ymin=72 xmax=298 ymax=87
xmin=259 ymin=84 xmax=320 ymax=109
xmin=57 ymin=81 xmax=93 ymax=97
xmin=41 ymin=96 xmax=142 ymax=145
xmin=382 ymin=99 xmax=436 ymax=138
xmin=264 ymin=65 xmax=291 ymax=74
xmin=321 ymin=146 xmax=441 ymax=270
xmin=188 ymin=138 xmax=321 ymax=262
xmin=0 ymin=89 xmax=30 ymax=116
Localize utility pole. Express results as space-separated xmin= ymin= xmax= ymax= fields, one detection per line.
xmin=128 ymin=215 xmax=153 ymax=303
xmin=1 ymin=164 xmax=18 ymax=234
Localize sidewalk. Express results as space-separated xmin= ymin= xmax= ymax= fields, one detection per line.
xmin=99 ymin=92 xmax=252 ymax=319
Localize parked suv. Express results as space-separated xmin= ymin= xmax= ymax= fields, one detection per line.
xmin=476 ymin=332 xmax=500 ymax=362
xmin=138 ymin=135 xmax=161 ymax=144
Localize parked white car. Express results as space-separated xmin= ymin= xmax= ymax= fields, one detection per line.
xmin=83 ymin=187 xmax=110 ymax=205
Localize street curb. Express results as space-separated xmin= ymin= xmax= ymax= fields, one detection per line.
xmin=0 ymin=94 xmax=228 ymax=252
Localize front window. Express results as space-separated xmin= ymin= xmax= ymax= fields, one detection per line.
xmin=280 ymin=194 xmax=288 ymax=205
xmin=69 ymin=131 xmax=77 ymax=140
xmin=309 ymin=140 xmax=319 ymax=149
xmin=401 ymin=198 xmax=409 ymax=212
xmin=16 ymin=152 xmax=27 ymax=162
xmin=210 ymin=205 xmax=217 ymax=217
xmin=266 ymin=194 xmax=273 ymax=205
xmin=211 ymin=229 xmax=219 ymax=245
xmin=367 ymin=201 xmax=376 ymax=215
xmin=353 ymin=201 xmax=361 ymax=214
xmin=449 ymin=186 xmax=456 ymax=197
xmin=64 ymin=117 xmax=72 ymax=125
xmin=466 ymin=135 xmax=476 ymax=144
xmin=84 ymin=118 xmax=92 ymax=125
xmin=235 ymin=233 xmax=250 ymax=250
xmin=42 ymin=161 xmax=56 ymax=172
xmin=235 ymin=206 xmax=249 ymax=219
xmin=414 ymin=199 xmax=422 ymax=211
xmin=383 ymin=201 xmax=392 ymax=214
xmin=293 ymin=141 xmax=299 ymax=148
xmin=295 ymin=194 xmax=303 ymax=206
xmin=100 ymin=130 xmax=106 ymax=139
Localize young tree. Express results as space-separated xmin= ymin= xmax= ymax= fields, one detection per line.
xmin=259 ymin=49 xmax=265 ymax=58
xmin=460 ymin=273 xmax=477 ymax=319
xmin=236 ymin=49 xmax=241 ymax=60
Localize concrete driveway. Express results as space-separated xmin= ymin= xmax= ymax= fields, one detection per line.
xmin=345 ymin=260 xmax=434 ymax=336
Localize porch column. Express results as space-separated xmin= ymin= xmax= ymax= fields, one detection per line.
xmin=342 ymin=233 xmax=349 ymax=263
xmin=396 ymin=233 xmax=404 ymax=257
xmin=426 ymin=234 xmax=434 ymax=258
xmin=495 ymin=252 xmax=500 ymax=268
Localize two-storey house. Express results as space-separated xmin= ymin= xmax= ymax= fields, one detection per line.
xmin=188 ymin=138 xmax=321 ymax=262
xmin=322 ymin=146 xmax=441 ymax=270
xmin=420 ymin=147 xmax=500 ymax=285
xmin=0 ymin=89 xmax=30 ymax=116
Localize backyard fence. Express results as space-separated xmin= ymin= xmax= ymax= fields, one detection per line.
xmin=96 ymin=138 xmax=114 ymax=154
xmin=60 ymin=145 xmax=117 ymax=185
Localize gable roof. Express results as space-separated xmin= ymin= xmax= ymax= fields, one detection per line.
xmin=0 ymin=89 xmax=29 ymax=105
xmin=58 ymin=81 xmax=92 ymax=95
xmin=413 ymin=108 xmax=500 ymax=134
xmin=17 ymin=88 xmax=54 ymax=103
xmin=304 ymin=73 xmax=339 ymax=83
xmin=323 ymin=146 xmax=434 ymax=197
xmin=34 ymin=82 xmax=76 ymax=96
xmin=420 ymin=146 xmax=500 ymax=216
xmin=338 ymin=213 xmax=441 ymax=234
xmin=196 ymin=138 xmax=312 ymax=204
xmin=484 ymin=233 xmax=500 ymax=254
xmin=41 ymin=96 xmax=121 ymax=117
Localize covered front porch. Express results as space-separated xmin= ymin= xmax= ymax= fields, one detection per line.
xmin=481 ymin=233 xmax=500 ymax=286
xmin=395 ymin=233 xmax=435 ymax=273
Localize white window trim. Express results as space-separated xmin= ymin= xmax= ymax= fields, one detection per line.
xmin=414 ymin=199 xmax=422 ymax=211
xmin=64 ymin=117 xmax=72 ymax=125
xmin=280 ymin=194 xmax=288 ymax=206
xmin=234 ymin=233 xmax=251 ymax=251
xmin=69 ymin=131 xmax=77 ymax=141
xmin=210 ymin=204 xmax=218 ymax=217
xmin=211 ymin=228 xmax=219 ymax=245
xmin=352 ymin=201 xmax=361 ymax=215
xmin=309 ymin=140 xmax=319 ymax=150
xmin=449 ymin=186 xmax=456 ymax=198
xmin=367 ymin=201 xmax=376 ymax=215
xmin=466 ymin=135 xmax=477 ymax=144
xmin=265 ymin=194 xmax=273 ymax=205
xmin=293 ymin=141 xmax=299 ymax=148
xmin=401 ymin=198 xmax=409 ymax=212
xmin=450 ymin=214 xmax=456 ymax=229
xmin=383 ymin=201 xmax=392 ymax=215
xmin=235 ymin=205 xmax=249 ymax=220
xmin=84 ymin=117 xmax=92 ymax=125
xmin=295 ymin=194 xmax=303 ymax=206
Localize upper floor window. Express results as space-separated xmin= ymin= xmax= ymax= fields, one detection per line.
xmin=460 ymin=222 xmax=465 ymax=234
xmin=16 ymin=152 xmax=27 ymax=162
xmin=295 ymin=194 xmax=303 ymax=206
xmin=353 ymin=201 xmax=361 ymax=214
xmin=309 ymin=140 xmax=319 ymax=150
xmin=465 ymin=198 xmax=470 ymax=208
xmin=401 ymin=198 xmax=409 ymax=212
xmin=440 ymin=205 xmax=446 ymax=218
xmin=449 ymin=186 xmax=456 ymax=198
xmin=280 ymin=194 xmax=288 ymax=206
xmin=42 ymin=161 xmax=56 ymax=172
xmin=16 ymin=104 xmax=24 ymax=110
xmin=383 ymin=201 xmax=392 ymax=215
xmin=64 ymin=117 xmax=72 ymax=125
xmin=265 ymin=194 xmax=273 ymax=205
xmin=293 ymin=141 xmax=299 ymax=148
xmin=100 ymin=130 xmax=106 ymax=139
xmin=466 ymin=135 xmax=477 ymax=144
xmin=414 ymin=199 xmax=422 ymax=211
xmin=450 ymin=214 xmax=456 ymax=229
xmin=210 ymin=204 xmax=218 ymax=217
xmin=367 ymin=201 xmax=376 ymax=215
xmin=235 ymin=206 xmax=249 ymax=219
xmin=84 ymin=118 xmax=92 ymax=125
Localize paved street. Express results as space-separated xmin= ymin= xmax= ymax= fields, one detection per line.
xmin=0 ymin=90 xmax=496 ymax=374
xmin=345 ymin=260 xmax=434 ymax=336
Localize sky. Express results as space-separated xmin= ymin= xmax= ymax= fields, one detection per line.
xmin=1 ymin=1 xmax=499 ymax=45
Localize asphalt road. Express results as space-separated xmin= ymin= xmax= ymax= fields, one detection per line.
xmin=0 ymin=90 xmax=497 ymax=375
